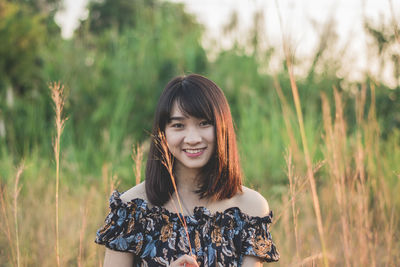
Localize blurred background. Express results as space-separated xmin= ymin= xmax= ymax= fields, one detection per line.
xmin=0 ymin=0 xmax=399 ymax=266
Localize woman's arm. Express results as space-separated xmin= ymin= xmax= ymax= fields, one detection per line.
xmin=103 ymin=248 xmax=134 ymax=267
xmin=242 ymin=255 xmax=263 ymax=267
xmin=104 ymin=250 xmax=199 ymax=267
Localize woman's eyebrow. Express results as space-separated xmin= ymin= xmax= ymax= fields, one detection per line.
xmin=168 ymin=116 xmax=186 ymax=122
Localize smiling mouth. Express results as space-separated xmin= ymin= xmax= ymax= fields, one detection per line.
xmin=183 ymin=148 xmax=206 ymax=154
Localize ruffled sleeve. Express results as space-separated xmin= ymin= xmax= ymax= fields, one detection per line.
xmin=95 ymin=190 xmax=147 ymax=254
xmin=240 ymin=210 xmax=280 ymax=262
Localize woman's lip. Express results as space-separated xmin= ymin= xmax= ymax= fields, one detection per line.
xmin=183 ymin=148 xmax=206 ymax=157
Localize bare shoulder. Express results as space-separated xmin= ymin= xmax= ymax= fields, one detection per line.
xmin=235 ymin=186 xmax=270 ymax=217
xmin=119 ymin=182 xmax=147 ymax=204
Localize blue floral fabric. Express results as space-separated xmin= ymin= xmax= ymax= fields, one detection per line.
xmin=95 ymin=190 xmax=279 ymax=266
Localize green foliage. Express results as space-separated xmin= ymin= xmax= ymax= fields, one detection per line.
xmin=84 ymin=0 xmax=154 ymax=34
xmin=13 ymin=0 xmax=61 ymax=14
xmin=0 ymin=0 xmax=399 ymax=189
xmin=0 ymin=1 xmax=46 ymax=93
xmin=0 ymin=1 xmax=56 ymax=159
xmin=33 ymin=0 xmax=207 ymax=177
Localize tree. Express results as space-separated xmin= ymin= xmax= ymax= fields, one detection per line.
xmin=80 ymin=0 xmax=155 ymax=34
xmin=0 ymin=1 xmax=46 ymax=95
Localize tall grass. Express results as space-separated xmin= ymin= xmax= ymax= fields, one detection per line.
xmin=285 ymin=151 xmax=300 ymax=260
xmin=0 ymin=185 xmax=14 ymax=265
xmin=0 ymin=163 xmax=24 ymax=267
xmin=50 ymin=82 xmax=67 ymax=267
xmin=131 ymin=143 xmax=144 ymax=185
xmin=13 ymin=163 xmax=24 ymax=267
xmin=268 ymin=81 xmax=399 ymax=266
xmin=285 ymin=61 xmax=329 ymax=266
xmin=274 ymin=2 xmax=329 ymax=261
xmin=1 ymin=49 xmax=399 ymax=267
xmin=0 ymin=81 xmax=399 ymax=266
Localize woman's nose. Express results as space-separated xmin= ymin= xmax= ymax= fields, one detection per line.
xmin=184 ymin=129 xmax=202 ymax=144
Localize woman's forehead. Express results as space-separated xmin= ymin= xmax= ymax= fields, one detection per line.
xmin=170 ymin=101 xmax=187 ymax=117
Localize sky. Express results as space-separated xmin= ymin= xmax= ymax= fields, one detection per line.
xmin=55 ymin=0 xmax=399 ymax=86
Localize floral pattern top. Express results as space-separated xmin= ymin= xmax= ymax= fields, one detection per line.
xmin=95 ymin=191 xmax=279 ymax=267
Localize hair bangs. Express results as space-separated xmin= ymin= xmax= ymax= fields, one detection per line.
xmin=175 ymin=86 xmax=214 ymax=123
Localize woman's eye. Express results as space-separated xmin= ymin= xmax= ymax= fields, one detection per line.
xmin=171 ymin=123 xmax=184 ymax=128
xmin=200 ymin=120 xmax=212 ymax=126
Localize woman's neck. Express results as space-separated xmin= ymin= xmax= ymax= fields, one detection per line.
xmin=172 ymin=167 xmax=205 ymax=206
xmin=171 ymin=176 xmax=209 ymax=216
xmin=173 ymin=165 xmax=201 ymax=192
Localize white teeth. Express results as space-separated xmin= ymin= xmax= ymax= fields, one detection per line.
xmin=184 ymin=148 xmax=204 ymax=154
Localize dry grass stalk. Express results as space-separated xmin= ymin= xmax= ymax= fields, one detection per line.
xmin=13 ymin=163 xmax=24 ymax=267
xmin=131 ymin=143 xmax=143 ymax=185
xmin=0 ymin=182 xmax=16 ymax=266
xmin=274 ymin=1 xmax=328 ymax=264
xmin=110 ymin=174 xmax=120 ymax=195
xmin=273 ymin=76 xmax=301 ymax=160
xmin=280 ymin=194 xmax=291 ymax=250
xmin=289 ymin=252 xmax=324 ymax=267
xmin=286 ymin=56 xmax=328 ymax=267
xmin=354 ymin=142 xmax=371 ymax=266
xmin=286 ymin=150 xmax=300 ymax=260
xmin=320 ymin=84 xmax=397 ymax=265
xmin=50 ymin=81 xmax=68 ymax=267
xmin=156 ymin=131 xmax=193 ymax=255
xmin=321 ymin=91 xmax=351 ymax=266
xmin=364 ymin=84 xmax=390 ymax=215
xmin=357 ymin=83 xmax=390 ymax=266
xmin=385 ymin=207 xmax=396 ymax=266
xmin=77 ymin=198 xmax=89 ymax=267
xmin=101 ymin=163 xmax=109 ymax=198
xmin=101 ymin=163 xmax=120 ymax=197
xmin=273 ymin=161 xmax=324 ymax=226
xmin=355 ymin=84 xmax=379 ymax=267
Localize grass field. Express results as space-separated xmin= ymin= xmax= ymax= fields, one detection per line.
xmin=1 ymin=70 xmax=399 ymax=267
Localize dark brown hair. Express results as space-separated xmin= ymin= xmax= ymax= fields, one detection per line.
xmin=145 ymin=74 xmax=242 ymax=206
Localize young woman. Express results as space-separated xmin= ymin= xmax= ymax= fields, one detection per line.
xmin=95 ymin=74 xmax=279 ymax=266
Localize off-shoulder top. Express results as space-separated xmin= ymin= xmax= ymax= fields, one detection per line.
xmin=95 ymin=191 xmax=279 ymax=266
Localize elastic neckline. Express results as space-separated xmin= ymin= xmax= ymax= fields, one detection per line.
xmin=110 ymin=190 xmax=273 ymax=223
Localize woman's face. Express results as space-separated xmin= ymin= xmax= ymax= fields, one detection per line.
xmin=165 ymin=101 xmax=215 ymax=177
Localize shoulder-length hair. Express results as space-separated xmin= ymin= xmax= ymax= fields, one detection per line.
xmin=145 ymin=74 xmax=242 ymax=206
